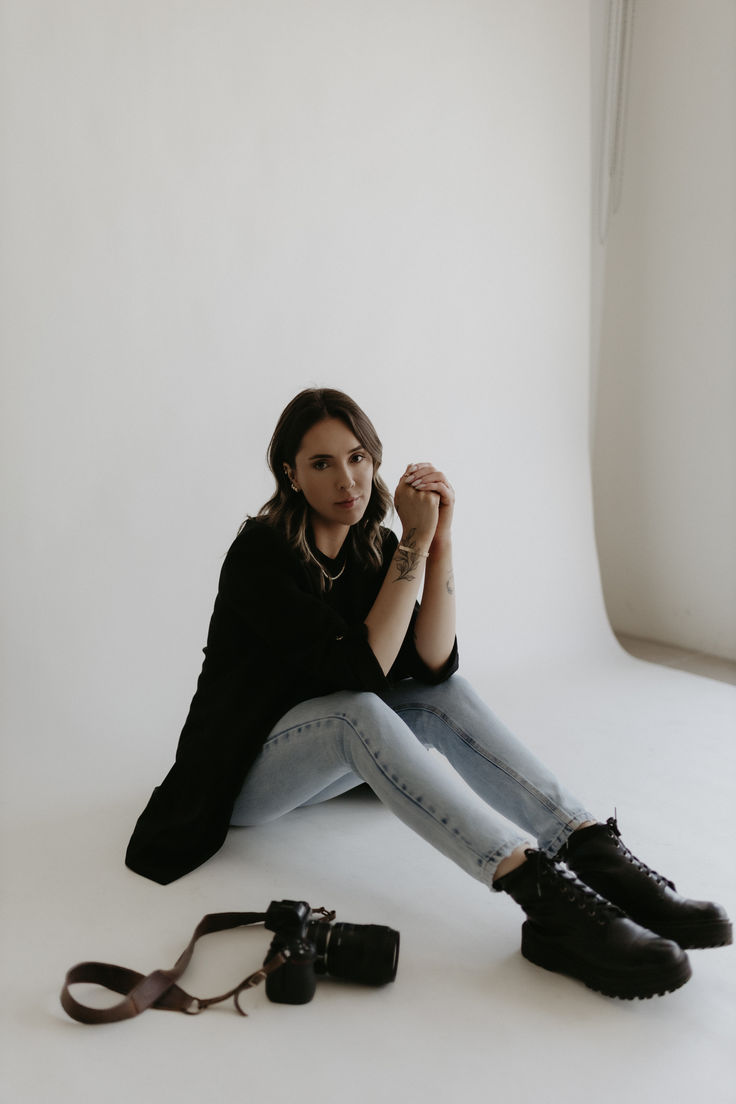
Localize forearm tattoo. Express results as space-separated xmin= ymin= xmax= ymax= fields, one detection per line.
xmin=395 ymin=529 xmax=420 ymax=581
xmin=446 ymin=570 xmax=455 ymax=595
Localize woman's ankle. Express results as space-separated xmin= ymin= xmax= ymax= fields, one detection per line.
xmin=493 ymin=844 xmax=532 ymax=884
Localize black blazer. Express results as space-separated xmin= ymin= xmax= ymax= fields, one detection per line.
xmin=125 ymin=519 xmax=458 ymax=884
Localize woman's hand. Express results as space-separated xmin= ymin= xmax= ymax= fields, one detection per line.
xmin=394 ymin=466 xmax=440 ymax=549
xmin=401 ymin=463 xmax=454 ymax=553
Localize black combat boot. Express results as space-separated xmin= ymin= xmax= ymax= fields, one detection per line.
xmin=494 ymin=849 xmax=691 ymax=999
xmin=562 ymin=817 xmax=732 ymax=950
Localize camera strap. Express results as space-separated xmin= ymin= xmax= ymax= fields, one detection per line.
xmin=60 ymin=911 xmax=290 ymax=1024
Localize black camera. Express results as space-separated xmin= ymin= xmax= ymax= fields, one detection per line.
xmin=263 ymin=899 xmax=400 ymax=1005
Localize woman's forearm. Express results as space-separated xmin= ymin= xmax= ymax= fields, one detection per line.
xmin=364 ymin=529 xmax=432 ymax=675
xmin=414 ymin=537 xmax=456 ymax=671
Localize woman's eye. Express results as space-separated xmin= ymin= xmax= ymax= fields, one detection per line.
xmin=351 ymin=453 xmax=365 ymax=464
xmin=313 ymin=460 xmax=328 ymax=471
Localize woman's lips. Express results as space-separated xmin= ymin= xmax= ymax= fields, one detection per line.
xmin=336 ymin=496 xmax=360 ymax=509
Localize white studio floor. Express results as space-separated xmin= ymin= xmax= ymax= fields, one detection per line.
xmin=2 ymin=643 xmax=735 ymax=1104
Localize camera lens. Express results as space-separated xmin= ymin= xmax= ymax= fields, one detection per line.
xmin=308 ymin=921 xmax=399 ymax=986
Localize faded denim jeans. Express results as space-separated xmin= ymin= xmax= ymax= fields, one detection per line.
xmin=230 ymin=675 xmax=593 ymax=887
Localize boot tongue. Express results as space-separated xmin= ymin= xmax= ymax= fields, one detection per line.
xmin=566 ymin=822 xmax=610 ymax=857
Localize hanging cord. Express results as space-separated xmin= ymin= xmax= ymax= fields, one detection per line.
xmin=598 ymin=0 xmax=636 ymax=243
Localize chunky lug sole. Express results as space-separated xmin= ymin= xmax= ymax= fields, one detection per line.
xmin=520 ymin=923 xmax=692 ymax=1000
xmin=638 ymin=917 xmax=733 ymax=950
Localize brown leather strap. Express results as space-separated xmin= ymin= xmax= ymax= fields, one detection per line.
xmin=60 ymin=911 xmax=284 ymax=1024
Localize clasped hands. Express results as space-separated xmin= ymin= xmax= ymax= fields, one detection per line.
xmin=394 ymin=462 xmax=454 ymax=551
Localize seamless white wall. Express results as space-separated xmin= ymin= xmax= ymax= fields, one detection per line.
xmin=1 ymin=1 xmax=612 ymax=793
xmin=592 ymin=0 xmax=736 ymax=661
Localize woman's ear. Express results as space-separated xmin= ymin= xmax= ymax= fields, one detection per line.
xmin=283 ymin=463 xmax=299 ymax=492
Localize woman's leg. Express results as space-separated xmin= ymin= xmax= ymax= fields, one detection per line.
xmin=230 ymin=682 xmax=695 ymax=999
xmin=230 ymin=689 xmax=532 ymax=886
xmin=383 ymin=675 xmax=595 ymax=857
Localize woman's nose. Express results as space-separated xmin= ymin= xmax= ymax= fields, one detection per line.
xmin=337 ymin=466 xmax=355 ymax=489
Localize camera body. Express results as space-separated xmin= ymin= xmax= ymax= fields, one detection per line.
xmin=263 ymin=899 xmax=399 ymax=1005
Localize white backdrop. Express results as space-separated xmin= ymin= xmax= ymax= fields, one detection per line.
xmin=2 ymin=3 xmax=734 ymax=1102
xmin=1 ymin=0 xmax=615 ymax=800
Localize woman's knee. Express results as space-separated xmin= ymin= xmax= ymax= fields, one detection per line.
xmin=443 ymin=673 xmax=472 ymax=697
xmin=439 ymin=674 xmax=495 ymax=716
xmin=413 ymin=673 xmax=475 ymax=710
xmin=330 ymin=692 xmax=418 ymax=766
xmin=331 ymin=690 xmax=396 ymax=728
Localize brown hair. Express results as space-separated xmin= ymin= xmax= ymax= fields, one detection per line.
xmin=247 ymin=388 xmax=393 ymax=577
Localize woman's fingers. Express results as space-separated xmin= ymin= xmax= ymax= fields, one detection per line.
xmin=404 ymin=462 xmax=442 ymax=486
xmin=422 ymin=482 xmax=454 ymax=508
xmin=404 ymin=465 xmax=452 ymax=501
xmin=403 ymin=463 xmax=427 ymax=484
xmin=400 ymin=464 xmax=455 ymax=513
xmin=406 ymin=463 xmax=452 ymax=485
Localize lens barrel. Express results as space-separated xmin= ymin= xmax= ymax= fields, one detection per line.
xmin=308 ymin=921 xmax=400 ymax=986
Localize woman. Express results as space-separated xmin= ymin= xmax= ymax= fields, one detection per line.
xmin=126 ymin=388 xmax=731 ymax=1000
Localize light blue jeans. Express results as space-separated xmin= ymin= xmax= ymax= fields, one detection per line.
xmin=230 ymin=675 xmax=593 ymax=888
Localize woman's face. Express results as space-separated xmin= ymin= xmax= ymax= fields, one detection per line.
xmin=289 ymin=417 xmax=374 ymax=538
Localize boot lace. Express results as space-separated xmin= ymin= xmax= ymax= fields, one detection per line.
xmin=527 ymin=850 xmax=627 ymax=925
xmin=604 ymin=815 xmax=676 ymax=891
